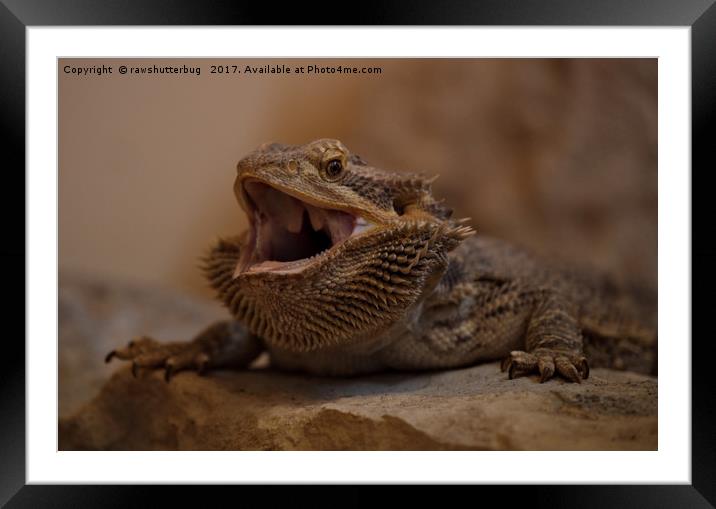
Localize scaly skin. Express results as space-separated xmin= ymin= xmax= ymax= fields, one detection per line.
xmin=107 ymin=139 xmax=657 ymax=383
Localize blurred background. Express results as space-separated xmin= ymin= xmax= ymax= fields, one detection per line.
xmin=60 ymin=58 xmax=656 ymax=296
xmin=58 ymin=58 xmax=656 ymax=416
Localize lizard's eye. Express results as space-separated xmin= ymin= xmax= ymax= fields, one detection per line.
xmin=323 ymin=159 xmax=344 ymax=181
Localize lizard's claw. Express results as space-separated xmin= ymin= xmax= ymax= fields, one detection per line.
xmin=501 ymin=349 xmax=589 ymax=383
xmin=105 ymin=336 xmax=213 ymax=383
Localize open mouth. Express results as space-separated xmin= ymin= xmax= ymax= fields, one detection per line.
xmin=234 ymin=180 xmax=374 ymax=276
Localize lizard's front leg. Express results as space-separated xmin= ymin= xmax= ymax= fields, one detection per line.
xmin=105 ymin=320 xmax=264 ymax=381
xmin=502 ymin=292 xmax=590 ymax=383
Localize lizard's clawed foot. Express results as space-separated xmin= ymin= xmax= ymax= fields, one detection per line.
xmin=500 ymin=349 xmax=589 ymax=383
xmin=105 ymin=336 xmax=211 ymax=382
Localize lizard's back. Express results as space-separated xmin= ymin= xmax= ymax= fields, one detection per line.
xmin=449 ymin=235 xmax=657 ymax=374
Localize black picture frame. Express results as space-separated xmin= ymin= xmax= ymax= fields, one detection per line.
xmin=1 ymin=0 xmax=711 ymax=505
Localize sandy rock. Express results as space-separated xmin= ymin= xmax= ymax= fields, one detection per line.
xmin=59 ymin=272 xmax=226 ymax=417
xmin=59 ymin=362 xmax=656 ymax=451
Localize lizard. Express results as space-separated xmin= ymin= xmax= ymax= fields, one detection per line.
xmin=106 ymin=138 xmax=657 ymax=383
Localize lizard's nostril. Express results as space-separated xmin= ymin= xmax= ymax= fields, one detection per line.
xmin=393 ymin=199 xmax=406 ymax=216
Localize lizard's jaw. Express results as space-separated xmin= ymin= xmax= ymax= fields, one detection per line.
xmin=234 ymin=180 xmax=374 ymax=276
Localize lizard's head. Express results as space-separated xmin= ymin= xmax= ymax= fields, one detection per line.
xmin=204 ymin=139 xmax=474 ymax=351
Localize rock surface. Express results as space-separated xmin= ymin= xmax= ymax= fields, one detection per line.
xmin=59 ymin=273 xmax=657 ymax=451
xmin=60 ymin=362 xmax=657 ymax=451
xmin=59 ymin=272 xmax=226 ymax=417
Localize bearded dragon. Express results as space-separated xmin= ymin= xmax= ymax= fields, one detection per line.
xmin=106 ymin=139 xmax=657 ymax=383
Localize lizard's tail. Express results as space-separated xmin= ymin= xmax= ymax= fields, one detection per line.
xmin=582 ymin=331 xmax=657 ymax=376
xmin=579 ymin=277 xmax=657 ymax=376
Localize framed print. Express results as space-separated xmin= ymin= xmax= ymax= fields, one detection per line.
xmin=1 ymin=0 xmax=712 ymax=505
